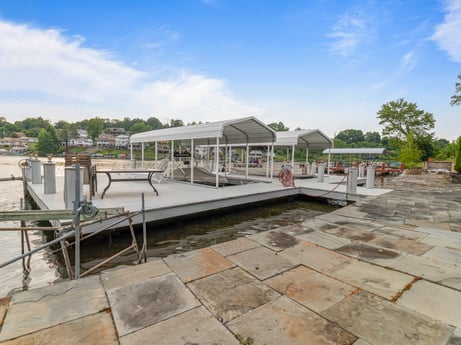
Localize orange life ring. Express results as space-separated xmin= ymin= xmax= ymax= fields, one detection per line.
xmin=278 ymin=168 xmax=294 ymax=187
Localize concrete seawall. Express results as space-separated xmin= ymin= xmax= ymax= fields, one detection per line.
xmin=1 ymin=174 xmax=460 ymax=344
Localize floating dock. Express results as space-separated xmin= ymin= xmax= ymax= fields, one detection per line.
xmin=25 ymin=171 xmax=391 ymax=234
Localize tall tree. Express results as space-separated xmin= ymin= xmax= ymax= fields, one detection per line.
xmin=336 ymin=129 xmax=364 ymax=144
xmin=377 ymin=98 xmax=435 ymax=140
xmin=450 ymin=74 xmax=461 ymax=106
xmin=86 ymin=117 xmax=104 ymax=142
xmin=146 ymin=117 xmax=164 ymax=130
xmin=36 ymin=126 xmax=59 ymax=155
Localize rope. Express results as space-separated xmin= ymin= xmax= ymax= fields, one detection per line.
xmin=299 ymin=173 xmax=349 ymax=198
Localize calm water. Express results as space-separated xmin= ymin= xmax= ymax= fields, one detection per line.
xmin=0 ymin=155 xmax=337 ymax=297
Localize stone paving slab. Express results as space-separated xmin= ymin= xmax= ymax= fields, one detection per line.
xmin=296 ymin=230 xmax=351 ymax=249
xmin=420 ymin=235 xmax=461 ymax=250
xmin=0 ymin=312 xmax=118 ymax=345
xmin=187 ymin=267 xmax=280 ymax=322
xmin=413 ymin=226 xmax=461 ymax=239
xmin=331 ymin=206 xmax=369 ymax=219
xmin=324 ymin=226 xmax=377 ymax=242
xmin=405 ymin=219 xmax=452 ymax=230
xmin=280 ymin=240 xmax=352 ymax=273
xmin=0 ymin=297 xmax=8 ymax=327
xmin=397 ymin=280 xmax=461 ymax=328
xmin=301 ymin=218 xmax=339 ymax=232
xmin=329 ymin=259 xmax=414 ymax=300
xmin=106 ymin=272 xmax=200 ymax=337
xmin=422 ymin=246 xmax=461 ymax=264
xmin=227 ymin=295 xmax=357 ymax=345
xmin=163 ymin=247 xmax=234 ymax=283
xmin=390 ymin=254 xmax=461 ymax=290
xmin=0 ymin=276 xmax=108 ymax=342
xmin=211 ymin=237 xmax=260 ymax=257
xmin=266 ymin=223 xmax=310 ymax=236
xmin=317 ymin=213 xmax=383 ymax=231
xmin=368 ymin=233 xmax=433 ymax=256
xmin=248 ymin=230 xmax=299 ymax=251
xmin=335 ymin=242 xmax=402 ymax=266
xmin=265 ymin=265 xmax=356 ymax=313
xmin=100 ymin=259 xmax=171 ymax=291
xmin=119 ymin=306 xmax=239 ymax=345
xmin=228 ymin=246 xmax=297 ymax=280
xmin=323 ymin=291 xmax=454 ymax=345
xmin=378 ymin=226 xmax=428 ymax=240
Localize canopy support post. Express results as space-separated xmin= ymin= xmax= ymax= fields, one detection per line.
xmin=141 ymin=142 xmax=145 ymax=168
xmin=191 ymin=139 xmax=194 ymax=184
xmin=215 ymin=138 xmax=220 ymax=188
xmin=245 ymin=144 xmax=249 ymax=178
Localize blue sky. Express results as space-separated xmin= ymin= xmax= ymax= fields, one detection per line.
xmin=0 ymin=0 xmax=460 ymax=140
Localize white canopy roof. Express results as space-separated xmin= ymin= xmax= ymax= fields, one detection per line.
xmin=130 ymin=116 xmax=276 ymax=145
xmin=275 ymin=130 xmax=332 ymax=150
xmin=322 ymin=148 xmax=386 ymax=155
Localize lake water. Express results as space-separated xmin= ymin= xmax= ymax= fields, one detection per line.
xmin=0 ymin=155 xmax=337 ymax=297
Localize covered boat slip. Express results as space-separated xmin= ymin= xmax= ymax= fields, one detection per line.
xmin=25 ymin=172 xmax=392 ymax=235
xmin=130 ymin=117 xmax=333 ymax=184
xmin=130 ymin=117 xmax=277 ymax=186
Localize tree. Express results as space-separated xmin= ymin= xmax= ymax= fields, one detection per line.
xmin=450 ymin=74 xmax=461 ymax=106
xmin=130 ymin=122 xmax=152 ymax=134
xmin=336 ymin=129 xmax=364 ymax=144
xmin=455 ymin=137 xmax=461 ymax=173
xmin=86 ymin=117 xmax=104 ymax=142
xmin=169 ymin=119 xmax=184 ymax=128
xmin=377 ymin=98 xmax=435 ymax=140
xmin=36 ymin=127 xmax=59 ymax=155
xmin=364 ymin=131 xmax=381 ymax=144
xmin=146 ymin=117 xmax=164 ymax=130
xmin=267 ymin=122 xmax=289 ymax=132
xmin=399 ymin=133 xmax=422 ymax=168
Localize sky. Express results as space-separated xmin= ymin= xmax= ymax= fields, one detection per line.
xmin=0 ymin=0 xmax=460 ymax=140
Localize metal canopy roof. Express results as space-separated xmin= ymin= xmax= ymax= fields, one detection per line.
xmin=130 ymin=116 xmax=276 ymax=145
xmin=322 ymin=148 xmax=386 ymax=155
xmin=275 ymin=130 xmax=332 ymax=150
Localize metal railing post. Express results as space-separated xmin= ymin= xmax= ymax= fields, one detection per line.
xmin=73 ymin=163 xmax=81 ymax=279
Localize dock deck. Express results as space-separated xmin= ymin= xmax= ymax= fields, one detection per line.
xmin=25 ymin=171 xmax=392 ymax=233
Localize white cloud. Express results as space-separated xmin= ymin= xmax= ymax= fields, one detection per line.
xmin=327 ymin=11 xmax=368 ymax=57
xmin=432 ymin=0 xmax=461 ymax=63
xmin=400 ymin=50 xmax=417 ymax=72
xmin=0 ymin=20 xmax=259 ymax=123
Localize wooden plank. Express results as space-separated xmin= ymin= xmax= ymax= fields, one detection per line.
xmin=0 ymin=207 xmax=124 ymax=222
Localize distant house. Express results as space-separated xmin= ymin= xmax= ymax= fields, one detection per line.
xmin=77 ymin=129 xmax=89 ymax=139
xmin=115 ymin=135 xmax=129 ymax=149
xmin=0 ymin=137 xmax=17 ymax=147
xmin=96 ymin=134 xmax=116 ymax=148
xmin=105 ymin=128 xmax=126 ymax=136
xmin=69 ymin=138 xmax=94 ymax=147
